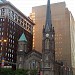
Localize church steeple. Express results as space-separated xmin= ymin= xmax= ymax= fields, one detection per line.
xmin=42 ymin=0 xmax=55 ymax=75
xmin=45 ymin=0 xmax=52 ymax=32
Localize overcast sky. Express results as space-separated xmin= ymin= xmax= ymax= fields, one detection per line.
xmin=7 ymin=0 xmax=75 ymax=20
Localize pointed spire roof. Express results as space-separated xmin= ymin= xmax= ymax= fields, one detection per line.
xmin=19 ymin=33 xmax=27 ymax=42
xmin=0 ymin=0 xmax=3 ymax=3
xmin=0 ymin=0 xmax=6 ymax=3
xmin=45 ymin=0 xmax=52 ymax=32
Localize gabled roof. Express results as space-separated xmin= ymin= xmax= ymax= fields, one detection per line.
xmin=25 ymin=49 xmax=42 ymax=59
xmin=18 ymin=33 xmax=27 ymax=42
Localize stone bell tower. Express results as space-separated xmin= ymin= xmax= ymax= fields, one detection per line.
xmin=42 ymin=0 xmax=55 ymax=75
xmin=17 ymin=33 xmax=27 ymax=69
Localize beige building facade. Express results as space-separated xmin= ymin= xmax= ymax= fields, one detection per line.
xmin=30 ymin=2 xmax=75 ymax=70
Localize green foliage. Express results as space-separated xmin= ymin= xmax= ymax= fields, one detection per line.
xmin=0 ymin=68 xmax=14 ymax=75
xmin=30 ymin=69 xmax=38 ymax=75
xmin=15 ymin=69 xmax=29 ymax=75
xmin=0 ymin=68 xmax=38 ymax=75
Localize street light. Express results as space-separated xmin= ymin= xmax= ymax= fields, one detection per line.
xmin=3 ymin=40 xmax=7 ymax=42
xmin=0 ymin=39 xmax=7 ymax=68
xmin=0 ymin=39 xmax=7 ymax=42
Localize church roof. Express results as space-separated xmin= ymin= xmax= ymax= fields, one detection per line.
xmin=25 ymin=49 xmax=42 ymax=59
xmin=0 ymin=0 xmax=6 ymax=3
xmin=45 ymin=0 xmax=52 ymax=32
xmin=18 ymin=33 xmax=27 ymax=42
xmin=0 ymin=0 xmax=3 ymax=3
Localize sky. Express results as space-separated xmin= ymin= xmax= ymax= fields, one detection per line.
xmin=7 ymin=0 xmax=75 ymax=20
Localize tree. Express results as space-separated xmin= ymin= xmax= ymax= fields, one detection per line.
xmin=0 ymin=68 xmax=14 ymax=75
xmin=30 ymin=69 xmax=38 ymax=75
xmin=0 ymin=68 xmax=39 ymax=75
xmin=15 ymin=69 xmax=29 ymax=75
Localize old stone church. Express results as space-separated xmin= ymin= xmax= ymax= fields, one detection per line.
xmin=16 ymin=0 xmax=73 ymax=75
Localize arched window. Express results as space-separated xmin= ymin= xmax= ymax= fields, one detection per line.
xmin=29 ymin=62 xmax=31 ymax=69
xmin=29 ymin=60 xmax=36 ymax=69
xmin=45 ymin=55 xmax=48 ymax=60
xmin=19 ymin=64 xmax=22 ymax=69
xmin=45 ymin=39 xmax=49 ymax=49
xmin=19 ymin=57 xmax=22 ymax=61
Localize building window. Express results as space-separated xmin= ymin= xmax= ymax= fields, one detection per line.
xmin=45 ymin=62 xmax=49 ymax=67
xmin=8 ymin=54 xmax=9 ymax=57
xmin=10 ymin=54 xmax=11 ymax=57
xmin=13 ymin=45 xmax=14 ymax=48
xmin=12 ymin=55 xmax=13 ymax=58
xmin=32 ymin=60 xmax=35 ymax=67
xmin=19 ymin=50 xmax=23 ymax=51
xmin=29 ymin=25 xmax=32 ymax=31
xmin=24 ymin=21 xmax=26 ymax=24
xmin=45 ymin=39 xmax=49 ymax=49
xmin=19 ymin=64 xmax=22 ymax=69
xmin=29 ymin=60 xmax=39 ymax=69
xmin=27 ymin=23 xmax=29 ymax=29
xmin=29 ymin=60 xmax=37 ymax=69
xmin=45 ymin=54 xmax=48 ymax=60
xmin=8 ymin=9 xmax=10 ymax=17
xmin=1 ymin=47 xmax=2 ymax=51
xmin=24 ymin=24 xmax=26 ymax=29
xmin=11 ymin=40 xmax=12 ymax=43
xmin=12 ymin=59 xmax=13 ymax=62
xmin=0 ymin=28 xmax=1 ymax=31
xmin=2 ymin=32 xmax=3 ymax=35
xmin=11 ymin=11 xmax=14 ymax=19
xmin=8 ymin=58 xmax=9 ymax=61
xmin=13 ymin=36 xmax=14 ymax=39
xmin=20 ymin=57 xmax=22 ymax=61
xmin=29 ymin=62 xmax=31 ymax=69
xmin=1 ymin=8 xmax=5 ymax=16
xmin=3 ymin=18 xmax=4 ymax=21
xmin=18 ymin=16 xmax=20 ymax=23
xmin=5 ymin=53 xmax=7 ymax=56
xmin=21 ymin=18 xmax=23 ymax=25
xmin=9 ymin=39 xmax=10 ymax=42
xmin=12 ymin=50 xmax=14 ymax=53
xmin=15 ymin=13 xmax=18 ymax=21
xmin=0 ymin=23 xmax=2 ymax=26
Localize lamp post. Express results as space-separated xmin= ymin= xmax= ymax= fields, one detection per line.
xmin=0 ymin=39 xmax=7 ymax=68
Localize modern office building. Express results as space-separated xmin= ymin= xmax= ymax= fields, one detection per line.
xmin=30 ymin=1 xmax=75 ymax=71
xmin=0 ymin=0 xmax=34 ymax=69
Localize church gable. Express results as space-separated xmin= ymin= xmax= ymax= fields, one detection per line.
xmin=24 ymin=50 xmax=42 ymax=69
xmin=25 ymin=50 xmax=42 ymax=60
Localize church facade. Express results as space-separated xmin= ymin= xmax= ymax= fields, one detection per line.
xmin=17 ymin=33 xmax=42 ymax=69
xmin=16 ymin=0 xmax=73 ymax=75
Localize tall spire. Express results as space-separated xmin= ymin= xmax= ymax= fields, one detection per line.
xmin=45 ymin=0 xmax=52 ymax=32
